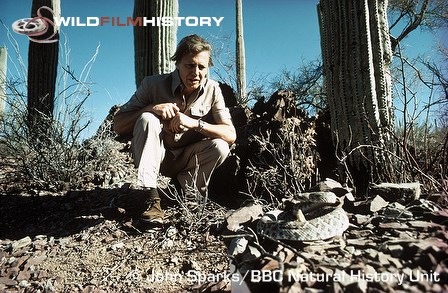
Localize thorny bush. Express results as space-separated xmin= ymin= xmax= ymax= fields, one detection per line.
xmin=0 ymin=93 xmax=128 ymax=191
xmin=245 ymin=116 xmax=318 ymax=206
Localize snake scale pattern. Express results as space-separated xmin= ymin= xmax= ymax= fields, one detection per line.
xmin=257 ymin=192 xmax=350 ymax=241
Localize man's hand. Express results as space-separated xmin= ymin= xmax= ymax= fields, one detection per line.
xmin=169 ymin=112 xmax=198 ymax=133
xmin=151 ymin=103 xmax=180 ymax=120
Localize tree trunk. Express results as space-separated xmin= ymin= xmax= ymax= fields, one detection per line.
xmin=27 ymin=0 xmax=60 ymax=128
xmin=0 ymin=47 xmax=7 ymax=126
xmin=133 ymin=0 xmax=178 ymax=89
xmin=318 ymin=0 xmax=394 ymax=193
xmin=236 ymin=0 xmax=246 ymax=103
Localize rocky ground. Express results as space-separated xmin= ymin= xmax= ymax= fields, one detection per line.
xmin=1 ymin=159 xmax=447 ymax=292
xmin=0 ymin=183 xmax=231 ymax=292
xmin=224 ymin=183 xmax=448 ymax=293
xmin=1 ymin=92 xmax=447 ymax=292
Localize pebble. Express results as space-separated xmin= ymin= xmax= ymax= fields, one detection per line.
xmin=12 ymin=237 xmax=32 ymax=252
xmin=18 ymin=280 xmax=29 ymax=288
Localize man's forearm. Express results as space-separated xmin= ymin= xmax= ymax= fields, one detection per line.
xmin=197 ymin=120 xmax=236 ymax=145
xmin=114 ymin=102 xmax=183 ymax=135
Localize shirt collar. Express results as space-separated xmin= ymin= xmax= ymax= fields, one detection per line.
xmin=171 ymin=69 xmax=183 ymax=95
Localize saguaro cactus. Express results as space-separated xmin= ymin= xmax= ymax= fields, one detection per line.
xmin=236 ymin=0 xmax=246 ymax=103
xmin=0 ymin=47 xmax=6 ymax=125
xmin=318 ymin=0 xmax=394 ymax=191
xmin=27 ymin=0 xmax=60 ymax=127
xmin=133 ymin=0 xmax=178 ymax=89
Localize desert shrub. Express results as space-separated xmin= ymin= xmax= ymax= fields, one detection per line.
xmin=393 ymin=122 xmax=448 ymax=192
xmin=2 ymin=108 xmax=85 ymax=190
xmin=0 ymin=38 xmax=132 ymax=191
xmin=245 ymin=115 xmax=318 ymax=206
xmin=81 ymin=118 xmax=136 ymax=189
xmin=1 ymin=96 xmax=136 ymax=190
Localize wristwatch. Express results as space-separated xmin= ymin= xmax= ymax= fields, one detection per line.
xmin=196 ymin=118 xmax=205 ymax=132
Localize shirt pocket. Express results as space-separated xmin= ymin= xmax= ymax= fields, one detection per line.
xmin=190 ymin=105 xmax=211 ymax=117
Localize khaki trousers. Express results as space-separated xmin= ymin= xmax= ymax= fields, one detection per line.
xmin=132 ymin=112 xmax=230 ymax=195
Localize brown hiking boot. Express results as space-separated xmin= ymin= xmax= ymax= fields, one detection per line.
xmin=140 ymin=198 xmax=165 ymax=224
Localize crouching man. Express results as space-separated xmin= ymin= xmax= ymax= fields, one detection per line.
xmin=114 ymin=35 xmax=236 ymax=224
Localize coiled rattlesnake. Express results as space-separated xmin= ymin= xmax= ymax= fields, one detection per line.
xmin=257 ymin=192 xmax=350 ymax=241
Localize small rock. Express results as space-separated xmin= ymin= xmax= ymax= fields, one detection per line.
xmin=228 ymin=237 xmax=248 ymax=256
xmin=345 ymin=246 xmax=355 ymax=254
xmin=161 ymin=239 xmax=174 ymax=249
xmin=28 ymin=255 xmax=46 ymax=266
xmin=11 ymin=236 xmax=32 ymax=252
xmin=365 ymin=249 xmax=378 ymax=260
xmin=0 ymin=276 xmax=18 ymax=286
xmin=311 ymin=178 xmax=343 ymax=191
xmin=169 ymin=256 xmax=179 ymax=265
xmin=382 ymin=202 xmax=413 ymax=219
xmin=17 ymin=270 xmax=31 ymax=282
xmin=354 ymin=214 xmax=370 ymax=225
xmin=246 ymin=245 xmax=262 ymax=261
xmin=18 ymin=280 xmax=29 ymax=288
xmin=408 ymin=220 xmax=439 ymax=230
xmin=111 ymin=242 xmax=125 ymax=250
xmin=226 ymin=204 xmax=263 ymax=231
xmin=311 ymin=178 xmax=355 ymax=200
xmin=387 ymin=244 xmax=404 ymax=257
xmin=6 ymin=266 xmax=19 ymax=278
xmin=389 ymin=256 xmax=403 ymax=269
xmin=57 ymin=237 xmax=71 ymax=246
xmin=369 ymin=182 xmax=421 ymax=202
xmin=377 ymin=252 xmax=391 ymax=266
xmin=34 ymin=235 xmax=47 ymax=241
xmin=7 ymin=256 xmax=17 ymax=265
xmin=166 ymin=226 xmax=178 ymax=238
xmin=379 ymin=222 xmax=408 ymax=230
xmin=370 ymin=195 xmax=388 ymax=212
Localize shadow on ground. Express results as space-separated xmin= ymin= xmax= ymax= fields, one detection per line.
xmin=0 ymin=186 xmax=149 ymax=240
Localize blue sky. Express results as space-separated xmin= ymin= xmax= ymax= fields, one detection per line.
xmin=0 ymin=0 xmax=442 ymax=137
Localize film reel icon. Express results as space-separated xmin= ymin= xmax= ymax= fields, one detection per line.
xmin=11 ymin=6 xmax=58 ymax=43
xmin=12 ymin=18 xmax=47 ymax=35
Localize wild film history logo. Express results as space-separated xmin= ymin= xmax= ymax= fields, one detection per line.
xmin=12 ymin=6 xmax=58 ymax=43
xmin=12 ymin=6 xmax=224 ymax=43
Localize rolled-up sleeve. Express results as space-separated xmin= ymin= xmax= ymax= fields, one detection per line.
xmin=210 ymin=82 xmax=232 ymax=122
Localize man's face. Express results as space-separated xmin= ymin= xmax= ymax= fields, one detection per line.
xmin=176 ymin=51 xmax=210 ymax=95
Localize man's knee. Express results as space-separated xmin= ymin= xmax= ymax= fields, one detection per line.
xmin=135 ymin=112 xmax=161 ymax=132
xmin=140 ymin=112 xmax=159 ymax=122
xmin=211 ymin=139 xmax=230 ymax=165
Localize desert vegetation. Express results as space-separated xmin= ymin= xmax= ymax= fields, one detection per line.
xmin=0 ymin=0 xmax=447 ymax=292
